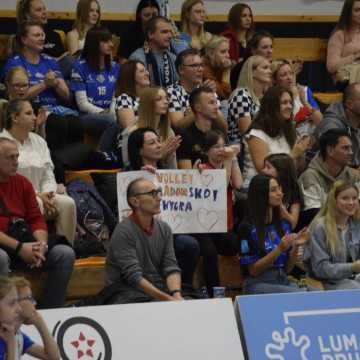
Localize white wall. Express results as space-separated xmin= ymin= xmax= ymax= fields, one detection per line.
xmin=0 ymin=0 xmax=344 ymax=16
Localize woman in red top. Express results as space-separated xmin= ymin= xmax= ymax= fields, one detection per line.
xmin=221 ymin=3 xmax=255 ymax=64
xmin=194 ymin=130 xmax=242 ymax=296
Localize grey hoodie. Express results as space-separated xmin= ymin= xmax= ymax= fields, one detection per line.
xmin=298 ymin=154 xmax=360 ymax=211
xmin=304 ymin=218 xmax=359 ymax=282
xmin=316 ymin=102 xmax=360 ymax=166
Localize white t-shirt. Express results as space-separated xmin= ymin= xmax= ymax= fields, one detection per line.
xmin=243 ymin=129 xmax=291 ymax=189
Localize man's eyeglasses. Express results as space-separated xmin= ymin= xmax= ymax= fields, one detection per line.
xmin=134 ymin=187 xmax=162 ymax=198
xmin=183 ymin=63 xmax=204 ymax=69
xmin=18 ymin=295 xmax=36 ymax=305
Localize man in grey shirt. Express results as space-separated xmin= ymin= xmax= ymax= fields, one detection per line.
xmin=105 ymin=178 xmax=183 ymax=303
xmin=315 ymin=83 xmax=360 ymax=167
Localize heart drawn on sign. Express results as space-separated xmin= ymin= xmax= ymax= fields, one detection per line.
xmin=200 ymin=173 xmax=214 ymax=187
xmin=171 ymin=214 xmax=184 ymax=232
xmin=197 ymin=208 xmax=219 ymax=231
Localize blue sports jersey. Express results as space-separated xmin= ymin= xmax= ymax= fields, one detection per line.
xmin=2 ymin=54 xmax=63 ymax=107
xmin=240 ymin=221 xmax=292 ymax=268
xmin=71 ymin=59 xmax=120 ymax=111
xmin=0 ymin=331 xmax=34 ymax=358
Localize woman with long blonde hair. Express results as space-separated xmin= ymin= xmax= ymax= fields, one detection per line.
xmin=66 ymin=0 xmax=101 ymax=55
xmin=180 ymin=0 xmax=212 ymax=50
xmin=227 ymin=55 xmax=272 ymax=145
xmin=122 ymin=87 xmax=181 ymax=168
xmin=306 ymin=180 xmax=360 ymax=289
xmin=203 ymin=36 xmax=232 ymax=101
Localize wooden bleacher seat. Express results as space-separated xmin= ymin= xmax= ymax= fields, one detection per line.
xmin=13 ymin=256 xmax=106 ymax=302
xmin=65 ymin=168 xmax=120 ymax=184
xmin=273 ymin=37 xmax=342 ymax=105
xmin=304 ymin=276 xmax=325 ymax=290
xmin=66 ymin=256 xmax=105 ymax=300
xmin=313 ymin=91 xmax=343 ymax=104
xmin=273 ymin=37 xmax=327 ymax=62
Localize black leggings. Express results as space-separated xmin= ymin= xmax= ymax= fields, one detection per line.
xmin=193 ymin=232 xmax=238 ymax=296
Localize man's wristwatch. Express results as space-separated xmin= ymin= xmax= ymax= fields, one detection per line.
xmin=169 ymin=289 xmax=181 ymax=296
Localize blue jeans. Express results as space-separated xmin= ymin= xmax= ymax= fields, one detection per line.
xmin=243 ymin=267 xmax=308 ymax=295
xmin=0 ymin=244 xmax=75 ymax=308
xmin=174 ymin=235 xmax=200 ymax=286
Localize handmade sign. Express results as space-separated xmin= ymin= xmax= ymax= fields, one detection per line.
xmin=117 ymin=169 xmax=227 ymax=233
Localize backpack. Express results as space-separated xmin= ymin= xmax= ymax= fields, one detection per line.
xmin=67 ymin=179 xmax=117 ymax=257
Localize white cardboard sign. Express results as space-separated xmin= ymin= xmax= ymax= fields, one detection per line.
xmin=117 ymin=169 xmax=227 ymax=234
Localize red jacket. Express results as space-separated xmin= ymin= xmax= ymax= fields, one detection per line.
xmin=0 ymin=174 xmax=47 ymax=234
xmin=221 ymin=28 xmax=246 ymax=62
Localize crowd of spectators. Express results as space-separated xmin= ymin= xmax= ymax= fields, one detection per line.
xmin=0 ymin=0 xmax=359 ymax=326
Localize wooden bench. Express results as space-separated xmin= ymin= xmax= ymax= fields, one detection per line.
xmin=19 ymin=255 xmax=244 ymax=302
xmin=14 ymin=256 xmax=106 ymax=302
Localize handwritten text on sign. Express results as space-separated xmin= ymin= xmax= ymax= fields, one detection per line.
xmin=117 ymin=169 xmax=227 ymax=233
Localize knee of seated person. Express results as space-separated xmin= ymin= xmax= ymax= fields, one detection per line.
xmin=54 ymin=193 xmax=76 ymax=210
xmin=174 ymin=235 xmax=200 ymax=256
xmin=48 ymin=244 xmax=75 ymax=266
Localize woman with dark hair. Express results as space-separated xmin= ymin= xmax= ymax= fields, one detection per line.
xmin=239 ymin=174 xmax=309 ymax=294
xmin=272 ymin=59 xmax=322 ymax=135
xmin=71 ymin=26 xmax=120 ymax=138
xmin=200 ymin=130 xmax=242 ymax=230
xmin=230 ymin=30 xmax=273 ymax=90
xmin=242 ymin=86 xmax=311 ymax=189
xmin=128 ymin=127 xmax=163 ymax=171
xmin=117 ymin=0 xmax=159 ymax=61
xmin=221 ymin=3 xmax=255 ymax=64
xmin=66 ymin=0 xmax=101 ymax=55
xmin=187 ymin=130 xmax=241 ymax=297
xmin=327 ymin=0 xmax=360 ymax=82
xmin=115 ymin=60 xmax=150 ymax=129
xmin=262 ymin=153 xmax=301 ymax=230
xmin=98 ymin=60 xmax=150 ymax=167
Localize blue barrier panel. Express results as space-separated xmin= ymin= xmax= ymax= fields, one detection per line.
xmin=235 ymin=290 xmax=360 ymax=360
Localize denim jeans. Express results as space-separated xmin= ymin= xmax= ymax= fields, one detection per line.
xmin=0 ymin=244 xmax=75 ymax=308
xmin=243 ymin=267 xmax=308 ymax=295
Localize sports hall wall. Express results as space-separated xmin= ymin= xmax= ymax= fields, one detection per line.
xmin=0 ymin=0 xmax=343 ymax=91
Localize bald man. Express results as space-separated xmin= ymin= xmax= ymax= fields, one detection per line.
xmin=0 ymin=138 xmax=75 ymax=309
xmin=106 ymin=178 xmax=183 ymax=303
